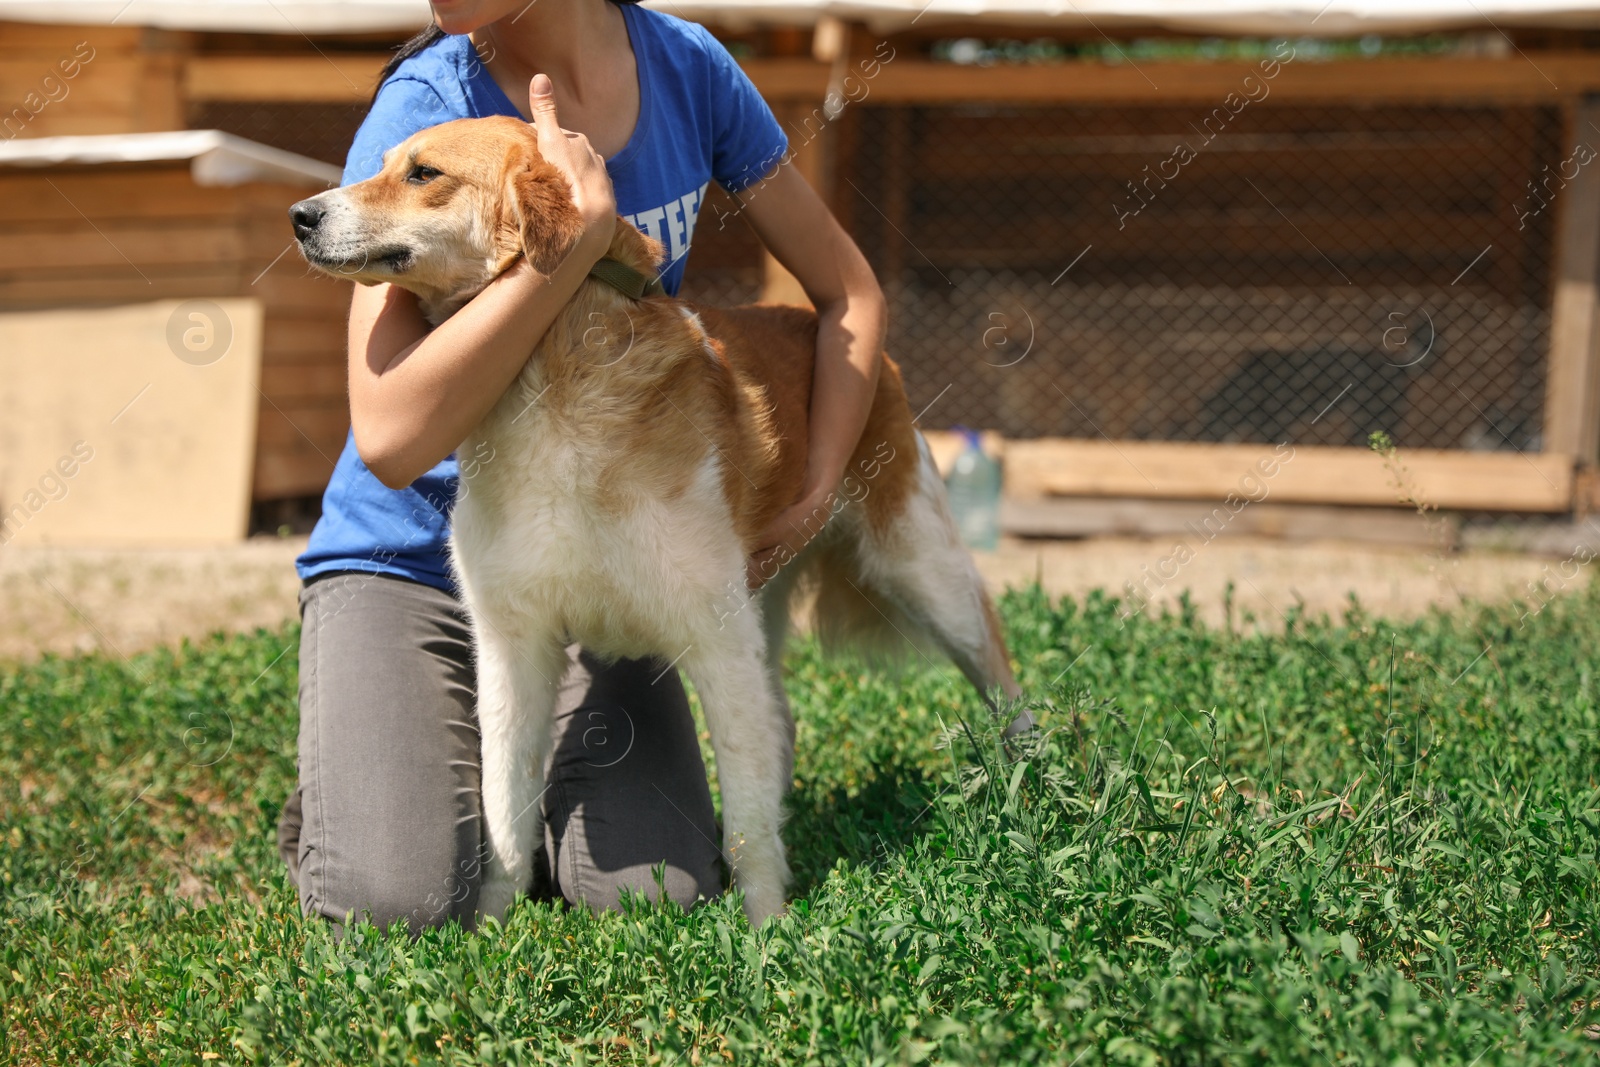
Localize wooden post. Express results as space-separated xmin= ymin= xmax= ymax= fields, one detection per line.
xmin=757 ymin=19 xmax=850 ymax=307
xmin=134 ymin=28 xmax=189 ymax=132
xmin=1543 ymin=99 xmax=1600 ymax=468
xmin=758 ymin=98 xmax=829 ymax=306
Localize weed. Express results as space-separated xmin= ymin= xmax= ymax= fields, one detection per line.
xmin=3 ymin=582 xmax=1598 ymax=1064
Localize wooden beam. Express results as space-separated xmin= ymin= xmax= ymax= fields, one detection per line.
xmin=1002 ymin=497 xmax=1451 ymax=549
xmin=1005 ymin=439 xmax=1574 ymax=513
xmin=1543 ymin=100 xmax=1600 ymax=465
xmin=758 ymin=98 xmax=830 ymax=305
xmin=744 ymin=53 xmax=1600 ymax=106
xmin=184 ymin=54 xmax=385 ymax=102
xmin=254 ymin=447 xmax=338 ymax=500
xmin=179 ymin=52 xmax=1600 ymax=108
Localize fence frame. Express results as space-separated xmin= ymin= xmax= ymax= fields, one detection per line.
xmin=12 ymin=18 xmax=1600 ymax=513
xmin=740 ymin=33 xmax=1600 ymax=514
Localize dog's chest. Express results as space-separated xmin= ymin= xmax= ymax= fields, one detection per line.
xmin=449 ymin=381 xmax=742 ymax=651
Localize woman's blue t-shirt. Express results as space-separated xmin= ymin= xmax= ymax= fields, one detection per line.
xmin=296 ymin=6 xmax=788 ymax=592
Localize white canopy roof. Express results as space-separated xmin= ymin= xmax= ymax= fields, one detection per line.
xmin=0 ymin=0 xmax=1598 ymax=36
xmin=0 ymin=130 xmax=341 ymax=186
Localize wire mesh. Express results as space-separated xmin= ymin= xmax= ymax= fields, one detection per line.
xmin=196 ymin=85 xmax=1569 ymax=458
xmin=189 ymin=100 xmax=371 ymax=168
xmin=846 ymin=101 xmax=1563 ymax=451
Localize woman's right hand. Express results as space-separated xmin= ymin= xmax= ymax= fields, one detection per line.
xmin=528 ymin=72 xmax=616 ymax=258
xmin=347 ymin=74 xmax=624 ymax=489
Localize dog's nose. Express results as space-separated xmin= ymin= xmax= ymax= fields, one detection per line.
xmin=289 ymin=200 xmax=325 ymax=239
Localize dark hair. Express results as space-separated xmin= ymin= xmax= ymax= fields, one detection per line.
xmin=374 ymin=0 xmax=643 ymax=102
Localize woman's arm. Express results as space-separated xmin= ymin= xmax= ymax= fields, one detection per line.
xmin=739 ymin=162 xmax=889 ymax=585
xmin=349 ymin=74 xmax=616 ymax=489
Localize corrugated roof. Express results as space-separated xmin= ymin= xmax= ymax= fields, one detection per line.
xmin=0 ymin=130 xmax=341 ymax=186
xmin=0 ymin=0 xmax=1597 ymax=35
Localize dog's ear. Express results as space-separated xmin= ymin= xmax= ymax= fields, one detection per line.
xmin=496 ymin=134 xmax=585 ymax=276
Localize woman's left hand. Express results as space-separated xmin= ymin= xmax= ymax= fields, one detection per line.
xmin=734 ymin=158 xmax=887 ymax=592
xmin=745 ymin=482 xmax=836 ymax=589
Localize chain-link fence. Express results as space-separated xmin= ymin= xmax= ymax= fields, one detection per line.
xmin=190 ymin=101 xmax=370 ymax=172
xmin=843 ymin=101 xmax=1562 ymax=452
xmin=195 ymin=71 xmax=1571 ymax=460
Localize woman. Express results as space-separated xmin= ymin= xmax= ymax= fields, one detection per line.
xmin=277 ymin=0 xmax=887 ymax=932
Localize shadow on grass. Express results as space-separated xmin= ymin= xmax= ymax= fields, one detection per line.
xmin=779 ymin=757 xmax=942 ymax=900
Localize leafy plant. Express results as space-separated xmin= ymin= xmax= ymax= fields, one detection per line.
xmin=3 ymin=579 xmax=1598 ymax=1064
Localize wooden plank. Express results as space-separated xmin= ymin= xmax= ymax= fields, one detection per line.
xmin=0 ymin=270 xmax=244 ymax=308
xmin=250 ymin=272 xmax=354 ymax=308
xmin=0 ymin=22 xmax=144 ymax=52
xmin=133 ymin=51 xmax=185 ymax=132
xmin=0 ymin=223 xmax=243 ymax=272
xmin=254 ymin=403 xmax=348 ymax=451
xmin=184 ymin=54 xmax=386 ymax=102
xmin=1002 ymin=497 xmax=1449 ymax=549
xmin=0 ymin=57 xmax=161 ymax=113
xmin=1543 ymin=100 xmax=1600 ymax=464
xmin=881 ymin=105 xmax=909 ymax=285
xmin=0 ymin=168 xmax=242 ymax=223
xmin=262 ymin=316 xmax=345 ymax=360
xmin=178 ymin=52 xmax=1600 ymax=109
xmin=1005 ymin=439 xmax=1574 ymax=512
xmin=260 ymin=362 xmax=345 ymax=400
xmin=0 ymin=112 xmax=144 ymax=138
xmin=744 ymin=54 xmax=1600 ymax=106
xmin=254 ymin=447 xmax=338 ymax=500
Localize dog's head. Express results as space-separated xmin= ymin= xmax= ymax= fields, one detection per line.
xmin=289 ymin=116 xmax=651 ymax=319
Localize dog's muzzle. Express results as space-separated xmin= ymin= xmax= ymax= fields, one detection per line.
xmin=289 ymin=198 xmax=325 ymax=241
xmin=288 ymin=193 xmax=413 ymax=276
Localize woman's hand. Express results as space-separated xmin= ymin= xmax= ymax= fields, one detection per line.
xmin=346 ymin=75 xmax=623 ymax=489
xmin=528 ymin=72 xmax=615 ymax=258
xmin=738 ymin=163 xmax=888 ymax=590
xmin=746 ymin=484 xmax=836 ymax=589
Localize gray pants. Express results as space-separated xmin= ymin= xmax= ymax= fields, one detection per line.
xmin=276 ymin=571 xmax=723 ymax=932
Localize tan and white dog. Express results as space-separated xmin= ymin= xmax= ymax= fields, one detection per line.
xmin=290 ymin=115 xmax=1023 ymax=926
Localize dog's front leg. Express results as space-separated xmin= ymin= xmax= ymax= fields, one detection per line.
xmin=472 ymin=618 xmax=566 ymax=923
xmin=684 ymin=609 xmax=793 ymax=926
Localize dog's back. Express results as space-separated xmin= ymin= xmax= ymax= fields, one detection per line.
xmin=684 ymin=302 xmax=1017 ymax=708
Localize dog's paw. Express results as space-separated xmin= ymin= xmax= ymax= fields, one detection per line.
xmin=476 ymin=873 xmax=519 ymax=923
xmin=740 ymin=884 xmax=788 ymax=928
xmin=732 ymin=847 xmax=791 ymax=928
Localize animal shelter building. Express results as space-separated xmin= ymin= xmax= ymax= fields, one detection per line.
xmin=3 ymin=0 xmax=1600 ymax=543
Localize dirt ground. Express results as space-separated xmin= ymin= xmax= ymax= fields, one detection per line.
xmin=1 ymin=537 xmax=307 ymax=664
xmin=1 ymin=532 xmax=1589 ymax=665
xmin=973 ymin=536 xmax=1585 ymax=628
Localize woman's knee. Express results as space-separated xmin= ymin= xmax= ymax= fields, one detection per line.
xmin=300 ymin=843 xmax=483 ymax=934
xmin=292 ymin=573 xmax=484 ymax=935
xmin=559 ymin=856 xmax=723 ymax=916
xmin=545 ymin=650 xmax=726 ymax=915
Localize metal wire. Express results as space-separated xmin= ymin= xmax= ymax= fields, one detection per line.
xmin=197 ymin=90 xmax=1567 ymax=456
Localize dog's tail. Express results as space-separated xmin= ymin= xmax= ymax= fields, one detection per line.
xmin=784 ymin=430 xmax=983 ymax=673
xmin=781 ymin=428 xmax=1025 ymax=727
xmin=796 ymin=538 xmax=943 ymax=669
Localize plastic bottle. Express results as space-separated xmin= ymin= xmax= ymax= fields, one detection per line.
xmin=944 ymin=428 xmax=1001 ymax=550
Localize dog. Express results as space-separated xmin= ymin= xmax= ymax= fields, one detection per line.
xmin=289 ymin=115 xmax=1023 ymax=926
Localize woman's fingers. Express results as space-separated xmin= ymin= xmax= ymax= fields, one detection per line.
xmin=525 ymin=73 xmax=616 ymax=248
xmin=529 ymin=72 xmax=560 ymax=142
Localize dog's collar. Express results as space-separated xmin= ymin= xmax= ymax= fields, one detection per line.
xmin=587 ymin=256 xmax=665 ymax=300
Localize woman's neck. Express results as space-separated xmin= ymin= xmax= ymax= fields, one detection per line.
xmin=471 ymin=0 xmax=628 ymax=111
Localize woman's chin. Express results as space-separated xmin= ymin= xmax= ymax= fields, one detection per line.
xmin=428 ymin=0 xmax=490 ymax=36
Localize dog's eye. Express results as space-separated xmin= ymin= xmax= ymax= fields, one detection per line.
xmin=406 ymin=164 xmax=443 ymax=185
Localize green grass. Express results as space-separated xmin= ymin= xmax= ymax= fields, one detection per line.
xmin=3 ymin=580 xmax=1599 ymax=1065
